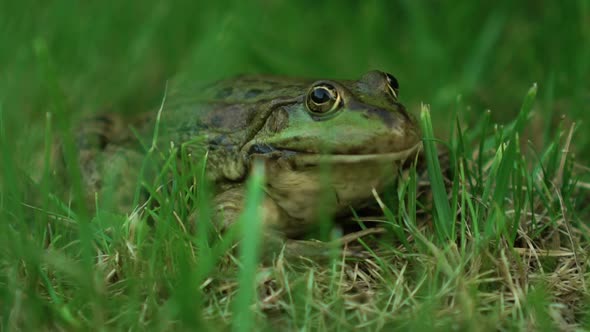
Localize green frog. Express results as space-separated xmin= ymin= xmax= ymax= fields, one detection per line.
xmin=72 ymin=70 xmax=422 ymax=255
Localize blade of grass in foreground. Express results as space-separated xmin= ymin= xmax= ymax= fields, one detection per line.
xmin=481 ymin=83 xmax=537 ymax=151
xmin=420 ymin=104 xmax=453 ymax=242
xmin=232 ymin=160 xmax=265 ymax=332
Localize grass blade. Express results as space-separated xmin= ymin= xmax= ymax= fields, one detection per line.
xmin=232 ymin=161 xmax=265 ymax=332
xmin=420 ymin=104 xmax=453 ymax=242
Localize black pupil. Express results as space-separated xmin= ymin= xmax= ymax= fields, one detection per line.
xmin=311 ymin=87 xmax=332 ymax=104
xmin=386 ymin=73 xmax=399 ymax=90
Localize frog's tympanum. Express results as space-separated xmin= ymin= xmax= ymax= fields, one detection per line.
xmin=72 ymin=70 xmax=422 ymax=256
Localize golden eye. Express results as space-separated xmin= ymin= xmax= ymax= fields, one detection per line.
xmin=306 ymin=83 xmax=341 ymax=115
xmin=385 ymin=73 xmax=399 ymax=99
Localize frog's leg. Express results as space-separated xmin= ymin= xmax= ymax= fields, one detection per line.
xmin=212 ymin=186 xmax=289 ymax=254
xmin=212 ymin=186 xmax=358 ymax=261
xmin=75 ymin=113 xmax=145 ymax=213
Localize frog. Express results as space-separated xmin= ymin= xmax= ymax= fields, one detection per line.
xmin=71 ymin=70 xmax=422 ymax=257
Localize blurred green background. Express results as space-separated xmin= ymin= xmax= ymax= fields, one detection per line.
xmin=1 ymin=0 xmax=589 ymax=162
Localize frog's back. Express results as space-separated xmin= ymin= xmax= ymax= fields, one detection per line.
xmin=167 ymin=74 xmax=310 ymax=105
xmin=153 ymin=75 xmax=309 ymax=149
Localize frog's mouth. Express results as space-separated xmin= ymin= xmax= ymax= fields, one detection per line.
xmin=247 ymin=141 xmax=423 ymax=165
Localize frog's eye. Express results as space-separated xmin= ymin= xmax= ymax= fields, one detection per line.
xmin=306 ymin=83 xmax=341 ymax=115
xmin=385 ymin=73 xmax=399 ymax=99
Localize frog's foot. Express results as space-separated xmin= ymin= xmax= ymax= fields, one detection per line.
xmin=279 ymin=228 xmax=387 ymax=262
xmin=206 ymin=186 xmax=382 ymax=262
xmin=279 ymin=240 xmax=356 ymax=262
xmin=205 ymin=186 xmax=298 ymax=259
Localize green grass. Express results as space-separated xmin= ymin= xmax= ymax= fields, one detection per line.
xmin=2 ymin=1 xmax=590 ymax=331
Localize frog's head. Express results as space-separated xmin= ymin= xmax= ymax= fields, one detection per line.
xmin=246 ymin=70 xmax=422 ymax=165
xmin=238 ymin=71 xmax=422 ymax=231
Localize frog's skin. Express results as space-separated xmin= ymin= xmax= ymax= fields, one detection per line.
xmin=74 ymin=70 xmax=422 ymax=254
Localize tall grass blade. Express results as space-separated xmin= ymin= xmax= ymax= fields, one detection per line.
xmin=420 ymin=104 xmax=453 ymax=242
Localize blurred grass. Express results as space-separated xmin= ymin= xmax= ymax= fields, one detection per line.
xmin=1 ymin=1 xmax=589 ymax=159
xmin=1 ymin=0 xmax=589 ymax=330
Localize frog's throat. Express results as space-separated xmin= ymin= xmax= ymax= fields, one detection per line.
xmin=288 ymin=142 xmax=423 ymax=164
